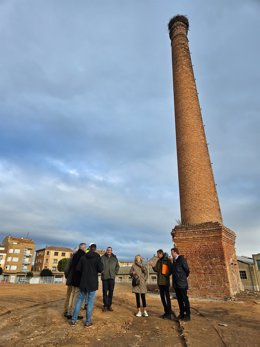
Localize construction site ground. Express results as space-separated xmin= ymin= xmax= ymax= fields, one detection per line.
xmin=0 ymin=283 xmax=259 ymax=347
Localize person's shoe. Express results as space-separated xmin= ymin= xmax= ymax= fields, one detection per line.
xmin=136 ymin=311 xmax=142 ymax=317
xmin=102 ymin=307 xmax=108 ymax=312
xmin=63 ymin=312 xmax=68 ymax=317
xmin=77 ymin=315 xmax=83 ymax=320
xmin=69 ymin=320 xmax=76 ymax=326
xmin=143 ymin=310 xmax=149 ymax=317
xmin=183 ymin=315 xmax=191 ymax=321
xmin=85 ymin=321 xmax=93 ymax=328
xmin=66 ymin=314 xmax=72 ymax=320
xmin=177 ymin=314 xmax=185 ymax=320
xmin=108 ymin=306 xmax=113 ymax=312
xmin=160 ymin=313 xmax=167 ymax=319
xmin=163 ymin=314 xmax=172 ymax=320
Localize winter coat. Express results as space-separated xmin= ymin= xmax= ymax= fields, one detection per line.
xmin=70 ymin=249 xmax=86 ymax=287
xmin=130 ymin=263 xmax=148 ymax=294
xmin=101 ymin=253 xmax=120 ymax=280
xmin=172 ymin=255 xmax=190 ymax=289
xmin=153 ymin=254 xmax=172 ymax=287
xmin=76 ymin=251 xmax=103 ymax=292
xmin=64 ymin=257 xmax=73 ymax=286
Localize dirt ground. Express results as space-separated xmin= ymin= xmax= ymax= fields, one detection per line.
xmin=0 ymin=283 xmax=259 ymax=347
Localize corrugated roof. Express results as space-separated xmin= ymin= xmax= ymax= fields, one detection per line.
xmin=237 ymin=256 xmax=254 ymax=265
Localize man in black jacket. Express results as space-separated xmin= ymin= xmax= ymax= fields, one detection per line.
xmin=70 ymin=243 xmax=103 ymax=327
xmin=65 ymin=243 xmax=87 ymax=319
xmin=171 ymin=247 xmax=191 ymax=321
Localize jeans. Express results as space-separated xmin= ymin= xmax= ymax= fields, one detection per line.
xmin=175 ymin=287 xmax=190 ymax=317
xmin=102 ymin=279 xmax=115 ymax=308
xmin=72 ymin=290 xmax=96 ymax=323
xmin=159 ymin=285 xmax=172 ymax=315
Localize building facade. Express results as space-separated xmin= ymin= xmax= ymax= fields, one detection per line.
xmin=0 ymin=244 xmax=7 ymax=270
xmin=252 ymin=253 xmax=260 ymax=291
xmin=2 ymin=236 xmax=35 ymax=274
xmin=34 ymin=246 xmax=73 ymax=272
xmin=237 ymin=256 xmax=258 ymax=291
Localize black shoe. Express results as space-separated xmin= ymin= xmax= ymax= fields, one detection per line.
xmin=160 ymin=313 xmax=166 ymax=319
xmin=66 ymin=314 xmax=72 ymax=320
xmin=183 ymin=316 xmax=191 ymax=321
xmin=163 ymin=314 xmax=172 ymax=320
xmin=102 ymin=307 xmax=108 ymax=312
xmin=77 ymin=315 xmax=83 ymax=320
xmin=85 ymin=321 xmax=93 ymax=328
xmin=69 ymin=320 xmax=76 ymax=326
xmin=63 ymin=312 xmax=68 ymax=317
xmin=177 ymin=314 xmax=185 ymax=320
xmin=108 ymin=306 xmax=113 ymax=312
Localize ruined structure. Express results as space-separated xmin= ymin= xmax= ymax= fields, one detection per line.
xmin=168 ymin=15 xmax=242 ymax=298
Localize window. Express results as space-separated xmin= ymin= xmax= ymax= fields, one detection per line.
xmin=52 ymin=266 xmax=57 ymax=271
xmin=61 ymin=252 xmax=66 ymax=257
xmin=53 ymin=259 xmax=58 ymax=264
xmin=9 ymin=249 xmax=14 ymax=253
xmin=7 ymin=257 xmax=12 ymax=262
xmin=118 ymin=276 xmax=122 ymax=282
xmin=12 ymin=257 xmax=19 ymax=262
xmin=46 ymin=251 xmax=50 ymax=255
xmin=5 ymin=265 xmax=10 ymax=270
xmin=257 ymin=260 xmax=260 ymax=271
xmin=239 ymin=271 xmax=247 ymax=279
xmin=54 ymin=252 xmax=59 ymax=256
xmin=14 ymin=249 xmax=20 ymax=254
xmin=10 ymin=265 xmax=17 ymax=270
xmin=151 ymin=275 xmax=157 ymax=282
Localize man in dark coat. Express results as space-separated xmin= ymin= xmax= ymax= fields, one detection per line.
xmin=152 ymin=249 xmax=172 ymax=320
xmin=66 ymin=243 xmax=86 ymax=318
xmin=70 ymin=243 xmax=103 ymax=327
xmin=101 ymin=246 xmax=120 ymax=311
xmin=171 ymin=247 xmax=190 ymax=321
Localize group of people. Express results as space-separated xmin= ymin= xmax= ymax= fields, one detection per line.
xmin=63 ymin=243 xmax=190 ymax=328
xmin=130 ymin=248 xmax=190 ymax=321
xmin=64 ymin=243 xmax=119 ymax=327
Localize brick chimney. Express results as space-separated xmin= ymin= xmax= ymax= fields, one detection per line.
xmin=168 ymin=15 xmax=242 ymax=298
xmin=169 ymin=16 xmax=222 ymax=225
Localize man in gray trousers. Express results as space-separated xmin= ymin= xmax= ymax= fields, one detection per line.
xmin=101 ymin=246 xmax=120 ymax=311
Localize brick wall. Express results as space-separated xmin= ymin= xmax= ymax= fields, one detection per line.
xmin=172 ymin=222 xmax=243 ymax=298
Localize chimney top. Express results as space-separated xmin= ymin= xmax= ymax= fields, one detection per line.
xmin=168 ymin=15 xmax=189 ymax=33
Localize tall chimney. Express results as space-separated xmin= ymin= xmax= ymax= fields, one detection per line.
xmin=168 ymin=15 xmax=242 ymax=299
xmin=168 ymin=15 xmax=222 ymax=225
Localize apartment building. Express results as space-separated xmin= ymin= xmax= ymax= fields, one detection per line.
xmin=34 ymin=246 xmax=73 ymax=272
xmin=2 ymin=236 xmax=35 ymax=274
xmin=0 ymin=244 xmax=6 ymax=270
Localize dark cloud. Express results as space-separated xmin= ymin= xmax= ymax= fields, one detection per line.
xmin=0 ymin=0 xmax=259 ymax=259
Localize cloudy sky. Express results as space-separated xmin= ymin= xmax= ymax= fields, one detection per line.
xmin=0 ymin=0 xmax=259 ymax=260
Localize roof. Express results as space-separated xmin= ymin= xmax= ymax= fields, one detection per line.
xmin=36 ymin=246 xmax=73 ymax=252
xmin=237 ymin=256 xmax=254 ymax=265
xmin=3 ymin=236 xmax=35 ymax=244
